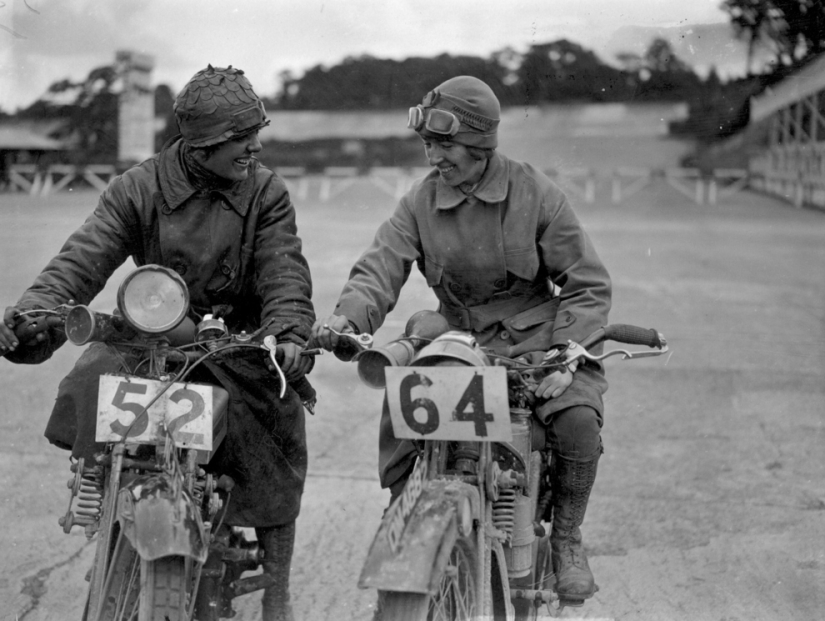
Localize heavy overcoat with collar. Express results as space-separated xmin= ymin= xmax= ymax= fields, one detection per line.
xmin=10 ymin=139 xmax=315 ymax=526
xmin=334 ymin=151 xmax=612 ymax=488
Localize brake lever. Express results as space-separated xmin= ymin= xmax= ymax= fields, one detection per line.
xmin=326 ymin=326 xmax=374 ymax=351
xmin=262 ymin=335 xmax=288 ymax=399
xmin=564 ymin=340 xmax=670 ymax=364
xmin=14 ymin=304 xmax=74 ymax=322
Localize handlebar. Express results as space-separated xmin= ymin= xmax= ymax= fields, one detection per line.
xmin=580 ymin=324 xmax=666 ymax=351
xmin=8 ymin=304 xmax=321 ymax=413
xmin=318 ymin=326 xmax=374 ymax=361
xmin=491 ymin=322 xmax=668 ymax=374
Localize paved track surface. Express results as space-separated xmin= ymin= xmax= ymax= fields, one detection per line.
xmin=1 ymin=172 xmax=823 ymax=620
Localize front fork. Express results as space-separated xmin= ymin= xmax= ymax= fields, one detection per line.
xmin=85 ymin=444 xmax=127 ymax=621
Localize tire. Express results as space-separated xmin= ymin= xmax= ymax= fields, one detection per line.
xmin=90 ymin=529 xmax=191 ymax=621
xmin=139 ymin=556 xmax=189 ymax=621
xmin=380 ymin=537 xmax=479 ymax=621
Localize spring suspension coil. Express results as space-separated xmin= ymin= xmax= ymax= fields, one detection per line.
xmin=191 ymin=475 xmax=206 ymax=504
xmin=59 ymin=458 xmax=104 ymax=539
xmin=492 ymin=487 xmax=517 ymax=539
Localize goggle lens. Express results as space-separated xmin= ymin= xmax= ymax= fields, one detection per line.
xmin=425 ymin=109 xmax=460 ymax=135
xmin=407 ymin=106 xmax=425 ymax=130
xmin=407 ymin=105 xmax=460 ymax=136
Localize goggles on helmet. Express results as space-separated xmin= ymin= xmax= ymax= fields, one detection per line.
xmin=407 ymin=105 xmax=461 ymax=136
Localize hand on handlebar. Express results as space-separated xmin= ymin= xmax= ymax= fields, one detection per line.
xmin=534 ymin=359 xmax=578 ymax=400
xmin=273 ymin=342 xmax=313 ymax=381
xmin=311 ymin=314 xmax=354 ymax=351
xmin=1 ymin=306 xmax=63 ymax=355
xmin=310 ymin=314 xmax=373 ymax=361
xmin=0 ymin=307 xmax=19 ymax=353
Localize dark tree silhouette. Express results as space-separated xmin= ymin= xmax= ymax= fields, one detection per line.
xmin=722 ymin=0 xmax=825 ymax=70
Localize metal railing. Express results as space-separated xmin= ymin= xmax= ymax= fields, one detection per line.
xmin=4 ymin=163 xmax=784 ymax=207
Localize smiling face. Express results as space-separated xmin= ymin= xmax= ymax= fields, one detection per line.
xmin=422 ymin=137 xmax=487 ymax=188
xmin=194 ymin=130 xmax=262 ymax=182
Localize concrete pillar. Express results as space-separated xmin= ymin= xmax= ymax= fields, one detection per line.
xmin=116 ymin=51 xmax=155 ymax=167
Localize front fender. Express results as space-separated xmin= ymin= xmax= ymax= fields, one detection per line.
xmin=358 ymin=479 xmax=480 ymax=594
xmin=117 ymin=474 xmax=208 ymax=563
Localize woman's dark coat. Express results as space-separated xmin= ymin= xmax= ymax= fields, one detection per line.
xmin=10 ymin=139 xmax=314 ymax=526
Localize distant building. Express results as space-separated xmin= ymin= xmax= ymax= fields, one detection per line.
xmin=116 ymin=50 xmax=156 ymax=167
xmin=746 ymin=54 xmax=825 ymax=209
xmin=0 ymin=121 xmax=66 ymax=188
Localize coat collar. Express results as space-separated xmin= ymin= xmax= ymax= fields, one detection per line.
xmin=434 ymin=151 xmax=509 ymax=209
xmin=157 ymin=139 xmax=255 ymax=216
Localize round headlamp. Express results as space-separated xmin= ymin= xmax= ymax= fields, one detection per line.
xmin=116 ymin=265 xmax=189 ymax=334
xmin=412 ymin=332 xmax=490 ymax=367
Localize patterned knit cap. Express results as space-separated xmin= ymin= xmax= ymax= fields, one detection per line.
xmin=174 ymin=65 xmax=270 ymax=147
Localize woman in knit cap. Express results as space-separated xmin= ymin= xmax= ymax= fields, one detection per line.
xmin=0 ymin=65 xmax=313 ymax=621
xmin=312 ymin=75 xmax=612 ymax=604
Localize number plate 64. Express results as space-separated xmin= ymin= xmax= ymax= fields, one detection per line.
xmin=385 ymin=366 xmax=512 ymax=442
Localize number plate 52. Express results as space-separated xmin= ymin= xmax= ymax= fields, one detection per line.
xmin=95 ymin=374 xmax=226 ymax=451
xmin=385 ymin=366 xmax=512 ymax=442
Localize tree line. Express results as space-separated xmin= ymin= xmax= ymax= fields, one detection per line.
xmin=10 ymin=0 xmax=824 ymax=165
xmin=269 ymin=38 xmax=704 ymax=110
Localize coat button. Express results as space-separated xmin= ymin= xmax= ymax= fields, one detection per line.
xmin=174 ymin=263 xmax=187 ymax=276
xmin=499 ymin=330 xmax=510 ymax=340
xmin=221 ymin=201 xmax=232 ymax=210
xmin=220 ymin=264 xmax=232 ymax=276
xmin=161 ymin=205 xmax=172 ymax=215
xmin=449 ymin=282 xmax=461 ymax=293
xmin=494 ymin=278 xmax=505 ymax=289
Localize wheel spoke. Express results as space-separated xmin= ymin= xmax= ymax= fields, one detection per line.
xmin=428 ymin=542 xmax=476 ymax=620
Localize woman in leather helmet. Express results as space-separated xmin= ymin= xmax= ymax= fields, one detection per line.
xmin=312 ymin=75 xmax=612 ymax=604
xmin=0 ymin=65 xmax=313 ymax=621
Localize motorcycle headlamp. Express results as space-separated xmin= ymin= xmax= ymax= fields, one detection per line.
xmin=407 ymin=105 xmax=461 ymax=137
xmin=116 ymin=265 xmax=190 ymax=334
xmin=412 ymin=332 xmax=490 ymax=367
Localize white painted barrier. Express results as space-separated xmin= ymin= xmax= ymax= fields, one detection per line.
xmin=6 ymin=163 xmax=759 ymax=206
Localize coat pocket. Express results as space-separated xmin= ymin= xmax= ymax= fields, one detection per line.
xmin=503 ymin=246 xmax=539 ymax=282
xmin=423 ymin=255 xmax=444 ymax=287
xmin=500 ymin=298 xmax=559 ymax=352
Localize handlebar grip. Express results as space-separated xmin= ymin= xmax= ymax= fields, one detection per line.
xmin=331 ymin=337 xmax=362 ymax=362
xmin=602 ymin=324 xmax=665 ymax=348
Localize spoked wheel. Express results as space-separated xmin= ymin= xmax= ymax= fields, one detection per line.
xmin=90 ymin=530 xmax=192 ymax=621
xmin=93 ymin=530 xmax=141 ymax=620
xmin=379 ymin=537 xmax=479 ymax=621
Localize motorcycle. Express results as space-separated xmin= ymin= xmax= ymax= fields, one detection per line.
xmin=345 ymin=310 xmax=668 ymax=620
xmin=13 ymin=264 xmax=315 ymax=621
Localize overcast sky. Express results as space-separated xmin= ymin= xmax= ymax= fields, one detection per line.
xmin=0 ymin=0 xmax=732 ymax=111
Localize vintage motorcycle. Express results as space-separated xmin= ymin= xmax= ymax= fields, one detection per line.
xmin=345 ymin=310 xmax=668 ymax=620
xmin=13 ymin=264 xmax=314 ymax=621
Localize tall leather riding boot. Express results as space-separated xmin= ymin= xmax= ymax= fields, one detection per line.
xmin=550 ymin=450 xmax=600 ymax=601
xmin=256 ymin=522 xmax=296 ymax=621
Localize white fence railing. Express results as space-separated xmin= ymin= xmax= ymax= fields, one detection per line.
xmin=4 ymin=163 xmax=774 ymax=207
xmin=6 ymin=164 xmax=118 ymax=196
